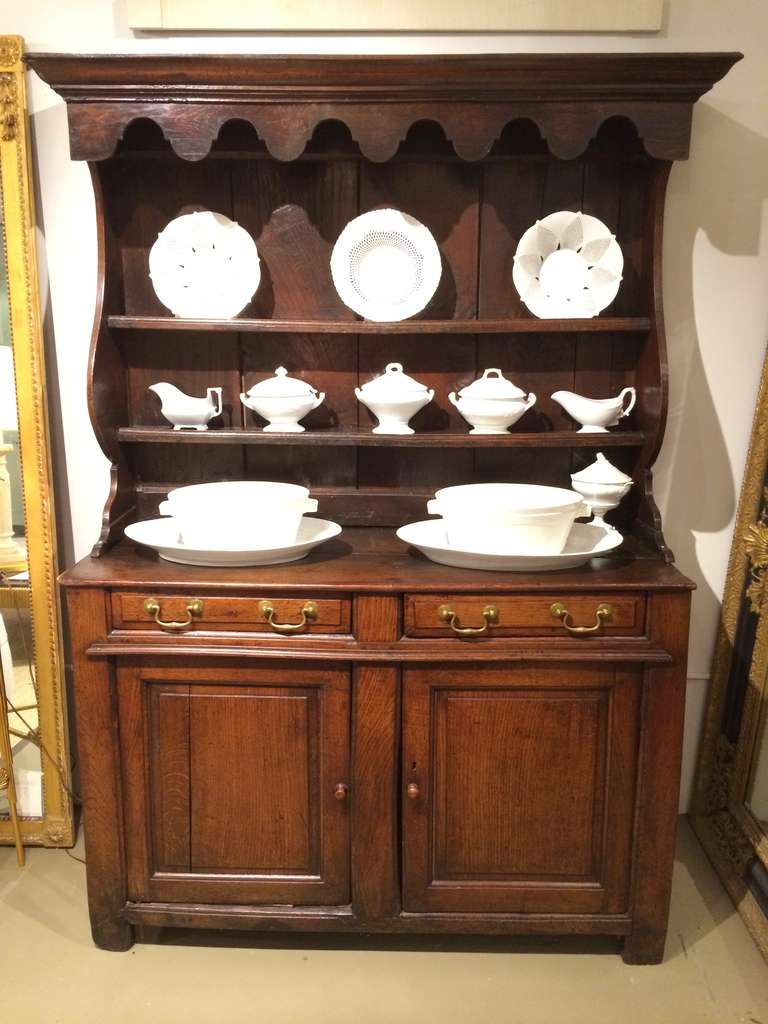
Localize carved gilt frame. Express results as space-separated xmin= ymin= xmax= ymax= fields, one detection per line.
xmin=691 ymin=345 xmax=768 ymax=961
xmin=0 ymin=36 xmax=73 ymax=847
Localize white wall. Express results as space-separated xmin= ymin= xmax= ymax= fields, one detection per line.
xmin=6 ymin=0 xmax=768 ymax=810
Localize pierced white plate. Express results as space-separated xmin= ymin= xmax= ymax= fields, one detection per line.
xmin=512 ymin=211 xmax=623 ymax=319
xmin=149 ymin=211 xmax=261 ymax=319
xmin=125 ymin=517 xmax=341 ymax=567
xmin=330 ymin=209 xmax=442 ymax=322
xmin=396 ymin=520 xmax=623 ymax=572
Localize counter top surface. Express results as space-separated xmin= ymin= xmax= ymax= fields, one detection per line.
xmin=59 ymin=527 xmax=695 ymax=593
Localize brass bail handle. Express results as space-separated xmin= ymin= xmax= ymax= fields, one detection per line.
xmin=259 ymin=599 xmax=318 ymax=634
xmin=438 ymin=604 xmax=499 ymax=636
xmin=144 ymin=597 xmax=203 ymax=631
xmin=550 ymin=602 xmax=613 ymax=635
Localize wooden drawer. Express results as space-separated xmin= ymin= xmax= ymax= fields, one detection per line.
xmin=111 ymin=591 xmax=352 ymax=637
xmin=403 ymin=592 xmax=645 ymax=639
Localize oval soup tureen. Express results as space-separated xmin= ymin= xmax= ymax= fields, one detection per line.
xmin=240 ymin=366 xmax=325 ymax=432
xmin=449 ymin=368 xmax=536 ymax=434
xmin=355 ymin=362 xmax=434 ymax=435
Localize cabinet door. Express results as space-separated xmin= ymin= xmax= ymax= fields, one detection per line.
xmin=402 ymin=664 xmax=640 ymax=914
xmin=118 ymin=660 xmax=350 ymax=905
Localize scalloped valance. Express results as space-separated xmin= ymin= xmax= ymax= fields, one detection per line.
xmin=27 ymin=52 xmax=741 ymax=163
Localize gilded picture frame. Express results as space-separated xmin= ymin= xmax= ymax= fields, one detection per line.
xmin=691 ymin=344 xmax=768 ymax=961
xmin=0 ymin=36 xmax=73 ymax=847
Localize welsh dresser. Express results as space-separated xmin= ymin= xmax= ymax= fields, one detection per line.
xmin=32 ymin=52 xmax=740 ymax=962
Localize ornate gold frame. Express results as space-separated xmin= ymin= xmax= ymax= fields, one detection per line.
xmin=691 ymin=345 xmax=768 ymax=960
xmin=0 ymin=36 xmax=73 ymax=847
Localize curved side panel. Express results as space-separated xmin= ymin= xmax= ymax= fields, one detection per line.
xmin=86 ymin=164 xmax=135 ymax=556
xmin=634 ymin=161 xmax=674 ymax=562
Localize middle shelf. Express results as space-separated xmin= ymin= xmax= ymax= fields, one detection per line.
xmin=118 ymin=427 xmax=645 ymax=448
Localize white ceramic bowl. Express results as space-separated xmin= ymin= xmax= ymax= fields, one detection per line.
xmin=160 ymin=481 xmax=318 ymax=548
xmin=426 ymin=483 xmax=590 ymax=555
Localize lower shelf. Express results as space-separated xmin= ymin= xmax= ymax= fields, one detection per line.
xmin=119 ymin=427 xmax=645 ymax=448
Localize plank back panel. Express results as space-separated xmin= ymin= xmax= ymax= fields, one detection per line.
xmin=147 ymin=684 xmax=191 ymax=872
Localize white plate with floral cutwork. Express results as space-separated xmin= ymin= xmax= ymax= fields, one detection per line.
xmin=330 ymin=209 xmax=442 ymax=322
xmin=512 ymin=210 xmax=623 ymax=319
xmin=149 ymin=211 xmax=261 ymax=319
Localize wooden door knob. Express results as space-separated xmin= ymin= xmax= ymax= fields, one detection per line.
xmin=407 ymin=782 xmax=420 ymax=800
xmin=334 ymin=783 xmax=348 ymax=801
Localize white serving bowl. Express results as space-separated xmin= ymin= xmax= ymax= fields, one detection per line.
xmin=426 ymin=483 xmax=590 ymax=555
xmin=159 ymin=480 xmax=318 ymax=548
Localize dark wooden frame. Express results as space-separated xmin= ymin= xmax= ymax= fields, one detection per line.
xmin=30 ymin=51 xmax=739 ymax=561
xmin=35 ymin=52 xmax=738 ymax=962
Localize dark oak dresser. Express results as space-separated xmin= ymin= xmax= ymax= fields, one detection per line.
xmin=32 ymin=52 xmax=739 ymax=962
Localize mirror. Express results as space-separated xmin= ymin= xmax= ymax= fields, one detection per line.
xmin=692 ymin=346 xmax=768 ymax=961
xmin=0 ymin=36 xmax=73 ymax=849
xmin=0 ymin=190 xmax=41 ymax=821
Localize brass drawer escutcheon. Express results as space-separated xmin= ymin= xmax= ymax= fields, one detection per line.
xmin=550 ymin=602 xmax=613 ymax=635
xmin=259 ymin=599 xmax=319 ymax=634
xmin=438 ymin=603 xmax=499 ymax=636
xmin=143 ymin=597 xmax=203 ymax=631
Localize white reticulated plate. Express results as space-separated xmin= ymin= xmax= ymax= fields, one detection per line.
xmin=125 ymin=517 xmax=341 ymax=567
xmin=330 ymin=209 xmax=442 ymax=322
xmin=512 ymin=211 xmax=623 ymax=319
xmin=149 ymin=211 xmax=261 ymax=319
xmin=396 ymin=520 xmax=623 ymax=572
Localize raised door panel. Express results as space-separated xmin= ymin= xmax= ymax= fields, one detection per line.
xmin=118 ymin=660 xmax=350 ymax=906
xmin=402 ymin=664 xmax=640 ymax=914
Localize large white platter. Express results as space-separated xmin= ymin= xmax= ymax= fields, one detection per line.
xmin=512 ymin=210 xmax=623 ymax=319
xmin=330 ymin=209 xmax=442 ymax=322
xmin=396 ymin=520 xmax=623 ymax=572
xmin=149 ymin=210 xmax=261 ymax=319
xmin=125 ymin=517 xmax=341 ymax=567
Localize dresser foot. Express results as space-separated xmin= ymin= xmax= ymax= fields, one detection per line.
xmin=621 ymin=930 xmax=666 ymax=965
xmin=91 ymin=919 xmax=134 ymax=951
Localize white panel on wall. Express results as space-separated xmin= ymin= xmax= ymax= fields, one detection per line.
xmin=127 ymin=0 xmax=664 ymax=33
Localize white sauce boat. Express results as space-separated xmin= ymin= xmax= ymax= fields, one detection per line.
xmin=551 ymin=386 xmax=636 ymax=433
xmin=148 ymin=382 xmax=223 ymax=431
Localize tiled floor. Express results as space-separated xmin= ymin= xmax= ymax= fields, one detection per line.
xmin=1 ymin=819 xmax=767 ymax=1023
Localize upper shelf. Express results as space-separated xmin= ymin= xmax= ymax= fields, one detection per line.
xmin=118 ymin=426 xmax=645 ymax=448
xmin=27 ymin=52 xmax=742 ymax=163
xmin=107 ymin=315 xmax=652 ymax=336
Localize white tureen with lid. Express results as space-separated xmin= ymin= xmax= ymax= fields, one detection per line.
xmin=570 ymin=452 xmax=633 ymax=529
xmin=355 ymin=362 xmax=434 ymax=435
xmin=449 ymin=368 xmax=536 ymax=434
xmin=240 ymin=366 xmax=325 ymax=433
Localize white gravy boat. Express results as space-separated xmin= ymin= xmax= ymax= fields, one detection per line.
xmin=149 ymin=382 xmax=223 ymax=431
xmin=551 ymin=387 xmax=636 ymax=433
